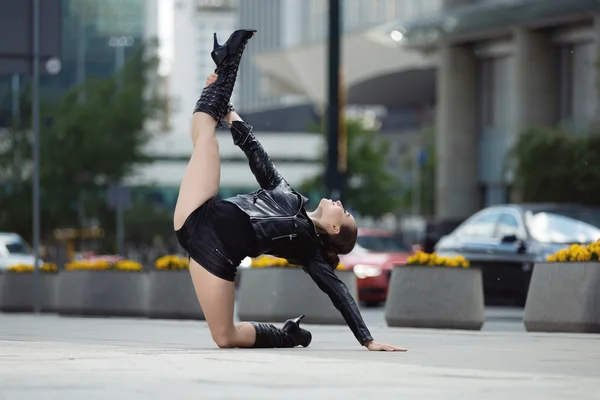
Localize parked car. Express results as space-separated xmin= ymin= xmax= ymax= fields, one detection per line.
xmin=435 ymin=203 xmax=600 ymax=305
xmin=340 ymin=228 xmax=412 ymax=306
xmin=0 ymin=232 xmax=43 ymax=270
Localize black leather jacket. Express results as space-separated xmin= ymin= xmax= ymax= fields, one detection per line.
xmin=224 ymin=121 xmax=373 ymax=346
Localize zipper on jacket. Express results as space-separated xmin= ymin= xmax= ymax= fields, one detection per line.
xmin=272 ymin=234 xmax=297 ymax=241
xmin=214 ymin=248 xmax=234 ymax=266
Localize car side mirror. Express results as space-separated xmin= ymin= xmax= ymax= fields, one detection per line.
xmin=501 ymin=234 xmax=527 ymax=253
xmin=500 ymin=234 xmax=518 ymax=243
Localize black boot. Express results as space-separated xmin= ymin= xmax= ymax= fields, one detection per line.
xmin=230 ymin=119 xmax=253 ymax=147
xmin=194 ymin=29 xmax=256 ymax=122
xmin=282 ymin=314 xmax=313 ymax=344
xmin=250 ymin=315 xmax=312 ymax=348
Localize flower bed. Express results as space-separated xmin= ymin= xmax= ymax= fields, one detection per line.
xmin=384 ymin=252 xmax=485 ymax=330
xmin=236 ymin=255 xmax=357 ymax=324
xmin=146 ymin=255 xmax=204 ymax=320
xmin=0 ymin=263 xmax=59 ymax=312
xmin=524 ymin=241 xmax=600 ymax=333
xmin=57 ymin=259 xmax=147 ymax=317
xmin=406 ymin=251 xmax=471 ymax=268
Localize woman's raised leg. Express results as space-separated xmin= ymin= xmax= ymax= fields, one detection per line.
xmin=173 ymin=112 xmax=220 ymax=231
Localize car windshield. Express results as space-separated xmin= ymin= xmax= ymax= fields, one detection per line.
xmin=525 ymin=210 xmax=600 ymax=244
xmin=356 ymin=235 xmax=410 ymax=252
xmin=1 ymin=237 xmax=32 ymax=255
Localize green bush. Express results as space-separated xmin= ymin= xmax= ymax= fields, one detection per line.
xmin=507 ymin=127 xmax=600 ymax=205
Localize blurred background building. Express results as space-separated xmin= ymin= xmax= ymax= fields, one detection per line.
xmin=385 ymin=0 xmax=600 ymax=222
xmin=3 ymin=0 xmax=600 ymax=262
xmin=0 ymin=0 xmax=158 ymax=108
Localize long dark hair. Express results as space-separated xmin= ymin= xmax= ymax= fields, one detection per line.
xmin=319 ymin=223 xmax=358 ymax=268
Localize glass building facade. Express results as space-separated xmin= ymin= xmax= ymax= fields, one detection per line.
xmin=0 ymin=0 xmax=148 ymax=125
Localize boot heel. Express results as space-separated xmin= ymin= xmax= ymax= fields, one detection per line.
xmin=211 ymin=33 xmax=228 ymax=65
xmin=292 ymin=314 xmax=305 ymax=325
xmin=282 ymin=314 xmax=305 ymax=333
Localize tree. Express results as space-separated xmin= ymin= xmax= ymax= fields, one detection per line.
xmin=0 ymin=39 xmax=169 ymax=243
xmin=299 ymin=117 xmax=402 ymax=218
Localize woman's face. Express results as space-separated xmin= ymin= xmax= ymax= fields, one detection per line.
xmin=317 ymin=198 xmax=356 ymax=234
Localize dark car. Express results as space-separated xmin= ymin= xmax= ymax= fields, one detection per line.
xmin=434 ymin=203 xmax=600 ymax=305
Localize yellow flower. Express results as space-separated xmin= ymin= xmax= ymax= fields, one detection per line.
xmin=446 ymin=258 xmax=460 ymax=267
xmin=406 ymin=255 xmax=418 ymax=265
xmin=555 ymin=249 xmax=568 ymax=262
xmin=575 ymin=248 xmax=590 ymax=262
xmin=426 ymin=254 xmax=438 ymax=266
xmin=250 ymin=255 xmax=291 ymax=268
xmin=65 ymin=259 xmax=140 ymax=271
xmin=8 ymin=263 xmax=58 ymax=273
xmin=546 ymin=255 xmax=556 ymax=262
xmin=41 ymin=263 xmax=58 ymax=272
xmin=155 ymin=255 xmax=189 ymax=270
xmin=7 ymin=264 xmax=34 ymax=273
xmin=417 ymin=251 xmax=430 ymax=265
xmin=405 ymin=252 xmax=470 ymax=268
xmin=114 ymin=260 xmax=143 ymax=272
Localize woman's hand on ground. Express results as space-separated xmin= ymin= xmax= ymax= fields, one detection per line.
xmin=365 ymin=340 xmax=407 ymax=352
xmin=205 ymin=73 xmax=218 ymax=86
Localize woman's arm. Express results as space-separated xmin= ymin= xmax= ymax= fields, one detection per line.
xmin=227 ymin=115 xmax=288 ymax=190
xmin=302 ymin=255 xmax=374 ymax=346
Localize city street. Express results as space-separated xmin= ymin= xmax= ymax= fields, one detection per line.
xmin=1 ymin=307 xmax=599 ymax=400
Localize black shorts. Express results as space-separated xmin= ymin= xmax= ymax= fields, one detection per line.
xmin=175 ymin=198 xmax=256 ymax=282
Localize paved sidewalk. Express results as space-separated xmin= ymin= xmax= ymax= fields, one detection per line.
xmin=1 ymin=314 xmax=599 ymax=400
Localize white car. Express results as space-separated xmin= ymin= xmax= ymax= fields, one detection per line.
xmin=0 ymin=232 xmax=43 ymax=270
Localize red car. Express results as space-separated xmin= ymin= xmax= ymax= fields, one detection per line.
xmin=340 ymin=228 xmax=413 ymax=306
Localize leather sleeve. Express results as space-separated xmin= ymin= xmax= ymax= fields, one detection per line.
xmin=303 ymin=255 xmax=374 ymax=346
xmin=230 ymin=120 xmax=287 ymax=190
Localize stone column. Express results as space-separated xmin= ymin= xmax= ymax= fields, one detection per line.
xmin=510 ymin=29 xmax=558 ymax=202
xmin=513 ymin=28 xmax=558 ymax=131
xmin=435 ymin=45 xmax=479 ymax=220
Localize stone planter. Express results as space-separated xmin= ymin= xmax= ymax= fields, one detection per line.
xmin=146 ymin=270 xmax=204 ymax=320
xmin=236 ymin=267 xmax=358 ymax=325
xmin=524 ymin=262 xmax=600 ymax=333
xmin=0 ymin=272 xmax=58 ymax=312
xmin=57 ymin=270 xmax=148 ymax=317
xmin=384 ymin=266 xmax=485 ymax=330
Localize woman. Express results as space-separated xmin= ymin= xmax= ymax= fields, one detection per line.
xmin=174 ymin=29 xmax=405 ymax=352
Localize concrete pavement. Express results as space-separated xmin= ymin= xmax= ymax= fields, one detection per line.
xmin=1 ymin=313 xmax=599 ymax=400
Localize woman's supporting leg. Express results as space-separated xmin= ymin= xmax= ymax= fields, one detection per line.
xmin=188 ymin=259 xmax=257 ymax=348
xmin=189 ymin=259 xmax=312 ymax=348
xmin=173 ymin=112 xmax=221 ymax=231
